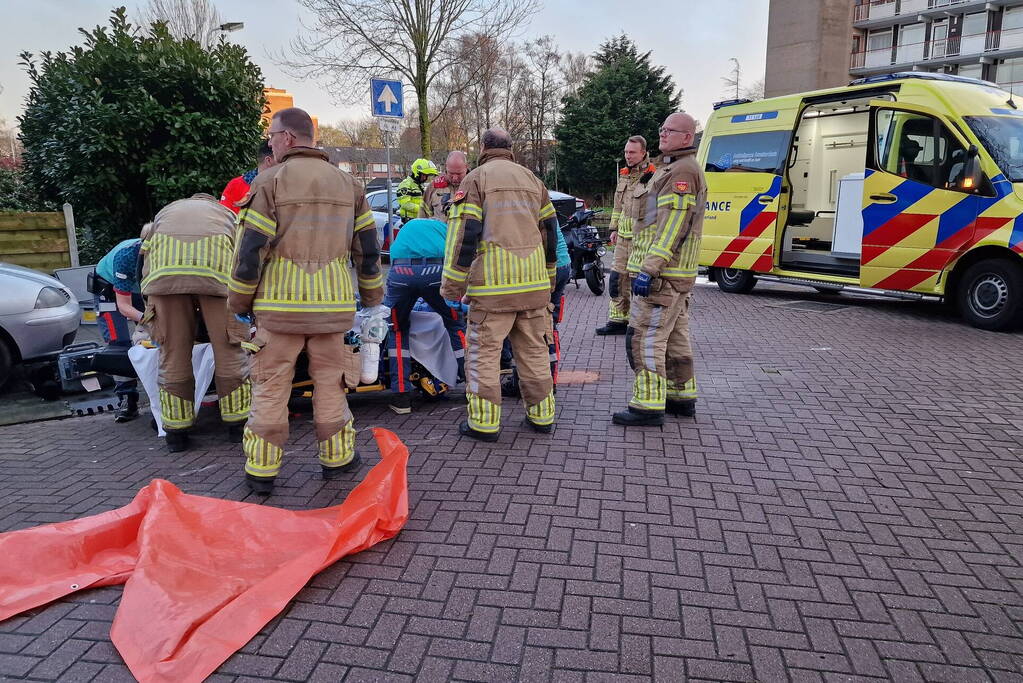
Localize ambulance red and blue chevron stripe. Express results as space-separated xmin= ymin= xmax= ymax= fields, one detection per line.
xmin=698 ymin=72 xmax=1023 ymax=330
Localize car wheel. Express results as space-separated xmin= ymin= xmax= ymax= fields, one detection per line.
xmin=715 ymin=267 xmax=757 ymax=294
xmin=956 ymin=258 xmax=1023 ymax=331
xmin=0 ymin=338 xmax=11 ymax=389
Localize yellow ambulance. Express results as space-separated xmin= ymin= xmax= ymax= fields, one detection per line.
xmin=698 ymin=72 xmax=1023 ymax=330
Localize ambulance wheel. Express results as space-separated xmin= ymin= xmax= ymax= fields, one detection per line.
xmin=715 ymin=268 xmax=757 ymax=294
xmin=957 ymin=258 xmax=1023 ymax=331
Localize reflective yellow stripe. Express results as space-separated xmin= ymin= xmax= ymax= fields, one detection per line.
xmin=467 ymin=393 xmax=501 ymax=432
xmin=460 ymin=203 xmax=482 ymax=219
xmin=254 ymin=256 xmax=355 ymax=312
xmin=667 ymin=377 xmax=698 ymax=400
xmin=229 ymin=279 xmax=257 ymax=294
xmin=354 ymin=210 xmax=375 ymax=232
xmin=219 ymin=380 xmax=251 ymax=422
xmin=630 ymin=369 xmax=666 ymax=411
xmin=319 ymin=420 xmax=356 ymax=467
xmin=159 ymin=389 xmax=194 ymax=429
xmin=608 ymin=297 xmax=629 ymax=323
xmin=656 ymin=194 xmax=680 ymax=208
xmin=358 ymin=272 xmax=383 ymax=289
xmin=253 ymin=301 xmax=357 ymax=312
xmin=467 ymin=281 xmax=551 ymax=296
xmin=243 ymin=428 xmax=283 ymax=478
xmin=443 ymin=267 xmax=468 ymax=282
xmin=142 ymin=233 xmax=234 ymax=289
xmin=238 ymin=208 xmax=277 ymax=237
xmin=539 ymin=202 xmax=556 ymax=220
xmin=526 ymin=391 xmax=555 ymax=425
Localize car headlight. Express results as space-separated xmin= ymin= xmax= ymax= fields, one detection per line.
xmin=34 ymin=286 xmax=69 ymax=309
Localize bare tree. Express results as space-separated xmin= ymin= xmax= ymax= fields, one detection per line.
xmin=742 ymin=78 xmax=766 ymax=101
xmin=560 ymin=51 xmax=590 ymax=98
xmin=335 ymin=118 xmax=386 ymax=148
xmin=721 ymin=57 xmax=742 ymax=99
xmin=283 ymin=0 xmax=539 ymax=157
xmin=518 ymin=36 xmax=562 ymax=176
xmin=137 ymin=0 xmax=225 ymax=48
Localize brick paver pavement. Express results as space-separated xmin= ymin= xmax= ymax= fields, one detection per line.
xmin=1 ymin=279 xmax=1022 ymax=682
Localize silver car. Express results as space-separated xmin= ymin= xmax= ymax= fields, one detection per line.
xmin=0 ymin=263 xmax=79 ymax=386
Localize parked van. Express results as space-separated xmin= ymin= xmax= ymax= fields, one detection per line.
xmin=698 ymin=72 xmax=1023 ymax=330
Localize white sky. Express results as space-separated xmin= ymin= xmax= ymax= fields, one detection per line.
xmin=0 ymin=0 xmax=769 ymax=130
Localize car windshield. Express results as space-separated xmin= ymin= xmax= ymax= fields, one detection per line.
xmin=965 ymin=115 xmax=1023 ymax=182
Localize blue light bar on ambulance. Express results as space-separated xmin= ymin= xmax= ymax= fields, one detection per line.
xmin=712 ymin=98 xmax=753 ymax=110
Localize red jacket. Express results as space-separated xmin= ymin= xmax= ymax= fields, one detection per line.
xmin=219 ymin=169 xmax=257 ymax=214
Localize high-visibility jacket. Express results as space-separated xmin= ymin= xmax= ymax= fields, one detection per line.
xmin=141 ymin=193 xmax=236 ymax=297
xmin=419 ymin=176 xmax=461 ymax=223
xmin=396 ymin=176 xmax=424 ymax=220
xmin=440 ymin=147 xmax=559 ymax=313
xmin=611 ymin=155 xmax=654 ymax=240
xmin=228 ymin=146 xmax=383 ymax=334
xmin=627 ymin=146 xmax=706 ymax=288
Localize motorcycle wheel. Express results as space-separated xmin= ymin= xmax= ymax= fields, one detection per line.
xmin=585 ymin=265 xmax=605 ymax=295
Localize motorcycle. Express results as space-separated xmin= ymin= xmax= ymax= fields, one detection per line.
xmin=562 ymin=208 xmax=607 ymax=295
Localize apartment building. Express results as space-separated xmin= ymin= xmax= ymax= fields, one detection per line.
xmin=851 ymin=0 xmax=1023 ymax=92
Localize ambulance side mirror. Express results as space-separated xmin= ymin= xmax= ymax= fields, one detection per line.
xmin=958 ymin=144 xmax=983 ymax=193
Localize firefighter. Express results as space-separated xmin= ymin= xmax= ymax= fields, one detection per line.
xmin=229 ymin=107 xmax=382 ymax=495
xmin=396 ymin=158 xmax=439 ymax=221
xmin=440 ymin=127 xmax=560 ymax=441
xmin=596 ymin=135 xmax=655 ymax=336
xmin=141 ymin=194 xmax=251 ymax=451
xmin=613 ymin=112 xmax=705 ymax=427
xmin=219 ymin=140 xmax=277 ymax=215
xmin=384 ymin=217 xmax=467 ymax=414
xmin=419 ymin=151 xmax=469 ymax=221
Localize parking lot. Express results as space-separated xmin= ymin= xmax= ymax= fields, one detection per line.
xmin=1 ymin=279 xmax=1021 ymax=681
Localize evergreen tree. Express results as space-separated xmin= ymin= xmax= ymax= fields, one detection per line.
xmin=19 ymin=8 xmax=265 ymax=260
xmin=554 ymin=36 xmax=679 ymax=199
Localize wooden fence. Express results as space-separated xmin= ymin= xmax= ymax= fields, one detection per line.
xmin=0 ymin=205 xmax=79 ymax=274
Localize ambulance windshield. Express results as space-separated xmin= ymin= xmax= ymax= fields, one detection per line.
xmin=965 ymin=116 xmax=1023 ymax=182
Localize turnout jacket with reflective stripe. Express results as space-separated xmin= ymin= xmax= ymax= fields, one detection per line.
xmin=440 ymin=147 xmax=559 ymax=313
xmin=141 ymin=193 xmax=237 ymax=297
xmin=610 ymin=155 xmax=652 ymax=239
xmin=228 ymin=146 xmax=382 ymax=334
xmin=627 ymin=147 xmax=706 ymax=287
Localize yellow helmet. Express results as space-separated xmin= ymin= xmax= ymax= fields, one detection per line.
xmin=411 ymin=158 xmax=439 ymax=177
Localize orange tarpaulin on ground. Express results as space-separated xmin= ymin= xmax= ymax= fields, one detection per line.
xmin=0 ymin=428 xmax=409 ymax=683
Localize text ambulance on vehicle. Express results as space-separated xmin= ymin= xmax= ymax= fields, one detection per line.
xmin=698 ymin=72 xmax=1023 ymax=331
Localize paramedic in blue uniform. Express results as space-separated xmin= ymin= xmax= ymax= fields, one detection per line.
xmin=501 ymin=220 xmax=572 ymax=396
xmin=93 ymin=232 xmax=147 ymax=422
xmin=384 ymin=217 xmax=467 ymax=414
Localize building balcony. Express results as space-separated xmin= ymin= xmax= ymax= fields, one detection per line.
xmin=851 ymin=26 xmax=1023 ymax=73
xmin=853 ymin=0 xmax=1023 ymax=29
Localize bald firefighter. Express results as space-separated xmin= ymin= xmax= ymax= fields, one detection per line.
xmin=419 ymin=151 xmax=469 ymax=222
xmin=141 ymin=193 xmax=251 ymax=452
xmin=441 ymin=127 xmax=560 ymax=440
xmin=613 ymin=112 xmax=705 ymax=426
xmin=229 ymin=107 xmax=382 ymax=494
xmin=596 ymin=135 xmax=655 ymax=336
xmin=397 ymin=158 xmax=439 ymax=221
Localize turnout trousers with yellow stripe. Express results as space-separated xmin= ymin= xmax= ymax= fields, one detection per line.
xmin=243 ymin=330 xmax=356 ymax=480
xmin=608 ymin=237 xmax=633 ymax=324
xmin=148 ymin=294 xmax=250 ymax=431
xmin=465 ymin=306 xmax=555 ymax=433
xmin=626 ymin=279 xmax=697 ymax=413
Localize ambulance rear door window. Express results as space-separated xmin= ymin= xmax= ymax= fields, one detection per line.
xmin=705 ymin=131 xmax=791 ymax=174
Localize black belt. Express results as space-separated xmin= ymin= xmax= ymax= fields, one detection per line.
xmin=391 ymin=258 xmax=444 ymax=265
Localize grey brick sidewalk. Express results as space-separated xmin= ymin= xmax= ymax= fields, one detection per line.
xmin=1 ymin=280 xmax=1021 ymax=681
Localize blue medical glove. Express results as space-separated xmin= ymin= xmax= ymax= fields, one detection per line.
xmin=632 ymin=272 xmax=653 ymax=297
xmin=445 ymin=299 xmax=469 ymax=314
xmin=234 ymin=313 xmax=253 ymax=325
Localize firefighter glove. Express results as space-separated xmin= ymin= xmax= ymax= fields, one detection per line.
xmin=632 ymin=272 xmax=653 ymax=297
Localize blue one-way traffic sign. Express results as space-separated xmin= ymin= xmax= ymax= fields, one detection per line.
xmin=370 ymin=78 xmax=404 ymax=118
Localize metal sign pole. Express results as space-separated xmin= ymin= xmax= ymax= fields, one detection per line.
xmin=385 ymin=138 xmax=394 ymax=239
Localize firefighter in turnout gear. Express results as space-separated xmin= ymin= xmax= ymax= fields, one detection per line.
xmin=141 ymin=194 xmax=251 ymax=452
xmin=229 ymin=107 xmax=383 ymax=495
xmin=397 ymin=158 xmax=439 ymax=221
xmin=419 ymin=151 xmax=469 ymax=222
xmin=441 ymin=127 xmax=560 ymax=441
xmin=596 ymin=135 xmax=655 ymax=336
xmin=613 ymin=113 xmax=705 ymax=427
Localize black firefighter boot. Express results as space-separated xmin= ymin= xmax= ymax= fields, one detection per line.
xmin=612 ymin=406 xmax=665 ymax=427
xmin=165 ymin=429 xmax=191 ymax=452
xmin=322 ymin=452 xmax=363 ymax=480
xmin=666 ymin=399 xmax=696 ymax=417
xmin=459 ymin=421 xmax=500 ymax=442
xmin=595 ymin=320 xmax=628 ymax=336
xmin=114 ymin=393 xmax=139 ymax=423
xmin=245 ymin=474 xmax=275 ymax=495
xmin=227 ymin=421 xmax=246 ymax=443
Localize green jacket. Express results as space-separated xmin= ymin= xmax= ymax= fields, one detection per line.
xmin=396 ymin=176 xmax=424 ymax=220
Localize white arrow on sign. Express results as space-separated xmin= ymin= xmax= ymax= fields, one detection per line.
xmin=378 ymin=85 xmax=398 ymax=113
